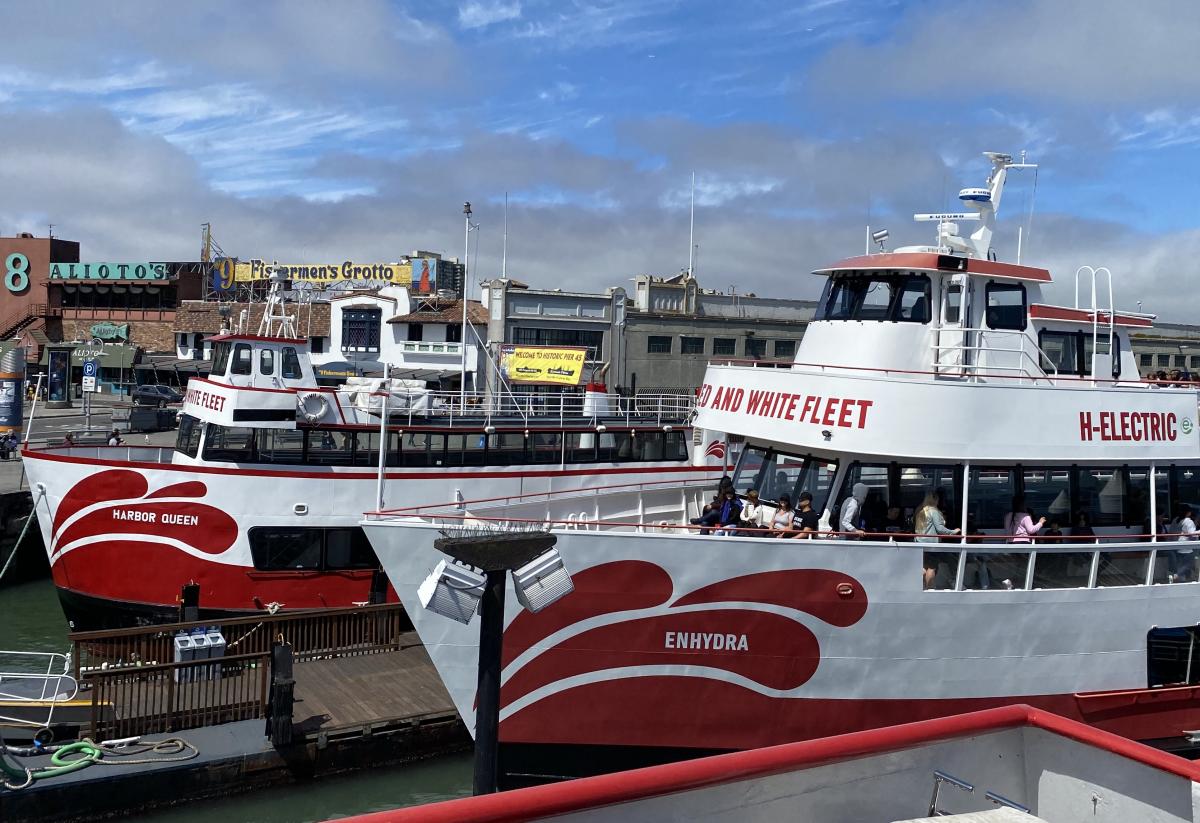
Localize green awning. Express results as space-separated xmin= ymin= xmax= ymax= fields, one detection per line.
xmin=39 ymin=344 xmax=138 ymax=369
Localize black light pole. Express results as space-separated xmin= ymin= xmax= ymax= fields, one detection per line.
xmin=433 ymin=529 xmax=557 ymax=795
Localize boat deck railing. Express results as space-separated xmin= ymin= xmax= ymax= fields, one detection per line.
xmin=361 ymin=389 xmax=694 ymax=428
xmin=710 ymin=357 xmax=1200 ymax=392
xmin=0 ymin=650 xmax=78 ymax=731
xmin=20 ymin=444 xmax=176 ymax=464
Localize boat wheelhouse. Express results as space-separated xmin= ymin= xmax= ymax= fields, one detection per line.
xmin=360 ymin=153 xmax=1200 ymax=783
xmin=20 ymin=276 xmax=712 ymax=630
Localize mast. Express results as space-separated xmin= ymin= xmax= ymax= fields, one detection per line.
xmin=460 ymin=202 xmax=473 ymax=408
xmin=501 ymin=193 xmax=508 ymax=280
xmin=687 ymin=172 xmax=695 ymax=277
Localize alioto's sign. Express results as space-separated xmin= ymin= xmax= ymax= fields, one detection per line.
xmin=499 ymin=345 xmax=588 ymax=386
xmin=49 ymin=262 xmax=170 ymax=281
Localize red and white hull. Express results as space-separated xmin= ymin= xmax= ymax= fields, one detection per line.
xmin=364 ymin=517 xmax=1200 ymax=757
xmin=22 ymin=445 xmax=717 ymax=629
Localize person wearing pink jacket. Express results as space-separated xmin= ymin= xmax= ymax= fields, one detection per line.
xmin=1004 ymin=496 xmax=1046 ymax=544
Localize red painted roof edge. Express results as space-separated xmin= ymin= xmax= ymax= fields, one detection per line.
xmin=1029 ymin=303 xmax=1155 ymax=328
xmin=815 ymin=252 xmax=1052 ymax=283
xmin=330 ymin=705 xmax=1200 ymax=823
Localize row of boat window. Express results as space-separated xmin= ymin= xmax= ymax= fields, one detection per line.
xmin=814 ymin=274 xmax=1029 ymax=331
xmin=735 ymin=445 xmax=1200 ymax=532
xmin=177 ymin=416 xmax=690 ymax=467
xmin=248 ymin=526 xmax=378 ymax=571
xmin=921 ymin=548 xmax=1189 ymax=591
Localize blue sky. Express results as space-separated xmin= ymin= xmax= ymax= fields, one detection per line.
xmin=1 ymin=0 xmax=1198 ymax=316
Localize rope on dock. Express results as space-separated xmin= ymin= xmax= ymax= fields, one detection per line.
xmin=0 ymin=735 xmax=199 ymax=790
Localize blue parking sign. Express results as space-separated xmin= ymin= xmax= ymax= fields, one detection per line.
xmin=82 ymin=360 xmax=98 ymax=377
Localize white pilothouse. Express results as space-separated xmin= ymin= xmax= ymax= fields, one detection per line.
xmin=20 ymin=270 xmax=712 ymax=629
xmin=362 ymin=153 xmax=1200 ymax=782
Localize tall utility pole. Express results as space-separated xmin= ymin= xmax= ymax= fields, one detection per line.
xmin=460 ymin=202 xmax=473 ymax=408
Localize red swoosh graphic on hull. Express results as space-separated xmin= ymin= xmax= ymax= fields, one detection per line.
xmin=501 ymin=560 xmax=673 ymax=669
xmin=53 ymin=469 xmax=148 ymax=534
xmin=672 ymin=569 xmax=867 ymax=627
xmin=56 ymin=500 xmax=237 ymax=555
xmin=494 ymin=562 xmax=869 ymax=720
xmin=145 ymin=481 xmax=207 ymax=500
xmin=501 ymin=609 xmax=820 ymax=708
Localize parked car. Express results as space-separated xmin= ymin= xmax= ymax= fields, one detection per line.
xmin=132 ymin=384 xmax=183 ymax=407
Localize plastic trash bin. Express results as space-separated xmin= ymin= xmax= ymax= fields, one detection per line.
xmin=205 ymin=628 xmax=226 ymax=679
xmin=173 ymin=631 xmax=196 ymax=683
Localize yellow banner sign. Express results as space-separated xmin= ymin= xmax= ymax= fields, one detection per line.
xmin=211 ymin=258 xmax=439 ymax=292
xmin=499 ymin=345 xmax=588 ymax=386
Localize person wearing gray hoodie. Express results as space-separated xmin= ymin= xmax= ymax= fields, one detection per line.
xmin=839 ymin=482 xmax=869 ymax=538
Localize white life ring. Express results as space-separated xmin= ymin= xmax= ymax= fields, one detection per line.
xmin=298 ymin=393 xmax=330 ymax=423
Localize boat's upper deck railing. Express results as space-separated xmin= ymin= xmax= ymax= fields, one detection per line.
xmin=707 ymin=357 xmax=1197 ymax=392
xmin=20 ymin=444 xmax=176 ymax=464
xmin=365 ymin=389 xmax=695 ymax=428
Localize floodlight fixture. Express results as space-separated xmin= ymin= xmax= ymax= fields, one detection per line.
xmin=418 ymin=559 xmax=485 ymax=624
xmin=511 ymin=548 xmax=574 ymax=613
xmin=871 ymin=229 xmax=889 ymax=252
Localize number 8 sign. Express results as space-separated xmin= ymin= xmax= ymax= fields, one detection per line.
xmin=5 ymin=253 xmax=29 ymax=293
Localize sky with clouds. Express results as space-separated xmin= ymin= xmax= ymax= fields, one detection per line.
xmin=1 ymin=0 xmax=1198 ymax=317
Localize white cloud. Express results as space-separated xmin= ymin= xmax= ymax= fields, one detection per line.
xmin=458 ymin=1 xmax=522 ymax=29
xmin=538 ymin=82 xmax=579 ymax=103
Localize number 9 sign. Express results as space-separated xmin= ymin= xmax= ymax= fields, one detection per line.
xmin=211 ymin=258 xmax=235 ymax=292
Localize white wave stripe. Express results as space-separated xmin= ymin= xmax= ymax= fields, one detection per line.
xmin=50 ymin=531 xmax=244 ymax=566
xmin=500 ymin=599 xmax=848 ymax=685
xmin=498 ymin=664 xmax=824 ymax=723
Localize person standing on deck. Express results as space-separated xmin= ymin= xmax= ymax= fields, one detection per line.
xmin=1004 ymin=496 xmax=1045 ymax=544
xmin=839 ymin=482 xmax=869 ymax=538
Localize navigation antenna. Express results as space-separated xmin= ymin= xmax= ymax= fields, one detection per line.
xmin=257 ymin=263 xmax=297 ymax=338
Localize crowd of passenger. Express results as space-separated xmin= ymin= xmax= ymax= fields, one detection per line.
xmin=1145 ymin=369 xmax=1200 ymax=388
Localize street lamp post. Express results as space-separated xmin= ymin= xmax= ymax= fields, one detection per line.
xmin=424 ymin=528 xmax=567 ymax=795
xmin=460 ymin=202 xmax=473 ymax=410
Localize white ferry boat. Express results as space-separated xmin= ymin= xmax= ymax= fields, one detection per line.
xmin=362 ymin=153 xmax=1200 ymax=781
xmin=20 ymin=277 xmax=710 ymax=630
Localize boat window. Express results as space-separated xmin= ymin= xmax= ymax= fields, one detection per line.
xmin=897 ymin=464 xmax=961 ymax=524
xmin=564 ymin=432 xmax=597 ymax=464
xmin=308 ymin=430 xmax=357 ymax=465
xmin=1038 ymin=331 xmax=1082 ymax=375
xmin=759 ymin=453 xmax=807 ymax=502
xmin=1021 ymin=467 xmax=1072 ymax=527
xmin=211 ymin=342 xmax=232 ymax=376
xmin=837 ymin=463 xmax=890 ymax=530
xmin=350 ymin=431 xmax=397 ymax=467
xmin=448 ymin=432 xmax=488 ymax=466
xmin=489 ymin=432 xmax=527 ymax=465
xmin=401 ymin=432 xmax=444 ymax=467
xmin=984 ymin=283 xmax=1026 ymax=330
xmin=1032 ymin=551 xmax=1094 ymax=589
xmin=796 ymin=458 xmax=839 ymax=514
xmin=962 ymin=552 xmax=1029 ymax=590
xmin=259 ymin=348 xmax=275 ymax=376
xmin=249 ymin=527 xmax=323 ymax=570
xmin=529 ymin=432 xmax=563 ymax=464
xmin=202 ymin=424 xmax=257 ymax=462
xmin=230 ymin=343 xmax=252 ymax=375
xmin=1147 ymin=627 xmax=1200 ymax=687
xmin=895 ymin=278 xmax=931 ymax=323
xmin=256 ymin=429 xmax=306 ymax=464
xmin=1077 ymin=466 xmax=1147 ymax=528
xmin=248 ymin=526 xmax=378 ymax=572
xmin=816 ymin=273 xmax=932 ymax=323
xmin=1111 ymin=334 xmax=1123 ymax=379
xmin=324 ymin=528 xmax=378 ymax=569
xmin=1096 ymin=551 xmax=1149 ymax=587
xmin=967 ymin=467 xmax=1017 ymax=530
xmin=732 ymin=446 xmax=769 ymax=495
xmin=281 ymin=347 xmax=302 ymax=379
xmin=175 ymin=414 xmax=202 ymax=458
xmin=944 ymin=284 xmax=962 ymax=324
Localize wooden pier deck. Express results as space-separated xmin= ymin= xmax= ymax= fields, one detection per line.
xmin=292 ymin=634 xmax=458 ymax=737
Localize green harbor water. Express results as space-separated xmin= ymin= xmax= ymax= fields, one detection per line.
xmin=0 ymin=577 xmax=473 ymax=821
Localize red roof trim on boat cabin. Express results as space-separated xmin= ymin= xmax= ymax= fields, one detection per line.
xmin=1029 ymin=303 xmax=1155 ymax=328
xmin=332 ymin=704 xmax=1200 ymax=823
xmin=814 ymin=252 xmax=1052 ymax=283
xmin=204 ymin=333 xmax=309 ymax=344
